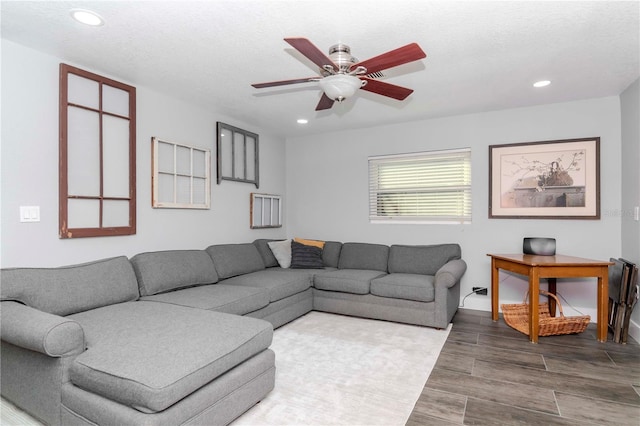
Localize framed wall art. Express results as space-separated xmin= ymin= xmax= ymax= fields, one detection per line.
xmin=151 ymin=137 xmax=211 ymax=209
xmin=217 ymin=122 xmax=259 ymax=188
xmin=59 ymin=63 xmax=137 ymax=238
xmin=250 ymin=193 xmax=282 ymax=229
xmin=489 ymin=137 xmax=600 ymax=219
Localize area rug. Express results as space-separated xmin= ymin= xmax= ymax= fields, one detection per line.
xmin=232 ymin=311 xmax=451 ymax=426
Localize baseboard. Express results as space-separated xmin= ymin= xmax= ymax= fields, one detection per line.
xmin=628 ymin=318 xmax=640 ymax=344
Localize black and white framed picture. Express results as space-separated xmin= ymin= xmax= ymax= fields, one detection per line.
xmin=489 ymin=137 xmax=600 ymax=219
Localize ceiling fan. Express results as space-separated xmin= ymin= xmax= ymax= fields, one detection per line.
xmin=251 ymin=38 xmax=427 ymax=111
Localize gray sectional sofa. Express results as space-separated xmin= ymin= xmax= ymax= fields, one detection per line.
xmin=1 ymin=240 xmax=466 ymax=426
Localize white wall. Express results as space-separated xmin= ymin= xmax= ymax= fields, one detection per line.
xmin=1 ymin=38 xmax=632 ymax=329
xmin=1 ymin=40 xmax=287 ymax=267
xmin=286 ymin=97 xmax=623 ymax=318
xmin=620 ymin=78 xmax=640 ymax=340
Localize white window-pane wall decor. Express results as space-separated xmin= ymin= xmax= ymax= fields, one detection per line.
xmin=250 ymin=193 xmax=282 ymax=229
xmin=152 ymin=137 xmax=211 ymax=209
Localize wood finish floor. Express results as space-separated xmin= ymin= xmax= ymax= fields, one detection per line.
xmin=407 ymin=308 xmax=640 ymax=425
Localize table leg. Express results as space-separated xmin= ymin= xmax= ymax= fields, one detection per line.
xmin=597 ymin=268 xmax=609 ymax=342
xmin=547 ymin=278 xmax=557 ymax=317
xmin=529 ymin=268 xmax=540 ymax=343
xmin=491 ymin=258 xmax=499 ymax=321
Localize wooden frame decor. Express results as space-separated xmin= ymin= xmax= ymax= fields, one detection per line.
xmin=59 ymin=63 xmax=136 ymax=238
xmin=250 ymin=193 xmax=282 ymax=229
xmin=489 ymin=137 xmax=600 ymax=219
xmin=217 ymin=122 xmax=259 ymax=188
xmin=151 ymin=137 xmax=211 ymax=209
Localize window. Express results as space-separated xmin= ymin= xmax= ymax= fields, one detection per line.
xmin=59 ymin=64 xmax=136 ymax=238
xmin=152 ymin=137 xmax=211 ymax=209
xmin=369 ymin=148 xmax=471 ymax=223
xmin=216 ymin=122 xmax=259 ymax=188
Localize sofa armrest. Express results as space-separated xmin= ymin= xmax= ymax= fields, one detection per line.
xmin=435 ymin=259 xmax=467 ymax=289
xmin=1 ymin=301 xmax=84 ymax=357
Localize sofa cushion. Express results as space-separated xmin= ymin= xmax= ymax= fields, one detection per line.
xmin=206 ymin=244 xmax=265 ymax=279
xmin=267 ymin=239 xmax=292 ymax=268
xmin=338 ymin=243 xmax=389 ymax=272
xmin=370 ymin=273 xmax=435 ymax=302
xmin=322 ymin=241 xmax=343 ymax=268
xmin=0 ymin=256 xmax=139 ymax=316
xmin=131 ymin=250 xmax=218 ymax=296
xmin=313 ymin=269 xmax=387 ymax=294
xmin=290 ymin=240 xmax=324 ymax=269
xmin=139 ymin=284 xmax=270 ymax=315
xmin=252 ymin=239 xmax=280 ymax=268
xmin=68 ymin=302 xmax=273 ymax=414
xmin=221 ymin=270 xmax=312 ymax=302
xmin=388 ymin=244 xmax=461 ymax=275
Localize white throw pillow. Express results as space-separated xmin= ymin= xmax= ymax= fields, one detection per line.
xmin=268 ymin=239 xmax=292 ymax=268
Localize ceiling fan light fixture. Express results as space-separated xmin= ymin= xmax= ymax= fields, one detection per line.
xmin=252 ymin=38 xmax=426 ymax=111
xmin=319 ymin=74 xmax=363 ymax=102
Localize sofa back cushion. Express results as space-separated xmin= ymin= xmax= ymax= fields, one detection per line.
xmin=252 ymin=239 xmax=280 ymax=268
xmin=206 ymin=243 xmax=266 ymax=279
xmin=388 ymin=244 xmax=462 ymax=275
xmin=338 ymin=242 xmax=389 ymax=272
xmin=131 ymin=250 xmax=219 ymax=296
xmin=0 ymin=256 xmax=139 ymax=316
xmin=322 ymin=241 xmax=343 ymax=268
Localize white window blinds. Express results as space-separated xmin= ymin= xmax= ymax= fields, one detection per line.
xmin=369 ymin=148 xmax=472 ymax=223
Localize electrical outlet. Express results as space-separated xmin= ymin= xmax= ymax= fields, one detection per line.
xmin=472 ymin=286 xmax=488 ymax=295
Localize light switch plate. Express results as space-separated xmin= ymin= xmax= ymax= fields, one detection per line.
xmin=20 ymin=206 xmax=40 ymax=222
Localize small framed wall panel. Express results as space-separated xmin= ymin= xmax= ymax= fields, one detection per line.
xmin=217 ymin=122 xmax=259 ymax=188
xmin=250 ymin=193 xmax=282 ymax=228
xmin=152 ymin=137 xmax=211 ymax=209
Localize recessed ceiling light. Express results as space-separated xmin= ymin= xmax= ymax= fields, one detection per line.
xmin=70 ymin=9 xmax=104 ymax=26
xmin=297 ymin=119 xmax=308 ymax=124
xmin=533 ymin=80 xmax=551 ymax=88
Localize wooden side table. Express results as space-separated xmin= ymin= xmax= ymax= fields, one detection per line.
xmin=488 ymin=253 xmax=612 ymax=343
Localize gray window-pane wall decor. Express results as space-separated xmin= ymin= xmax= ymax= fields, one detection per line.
xmin=216 ymin=122 xmax=259 ymax=188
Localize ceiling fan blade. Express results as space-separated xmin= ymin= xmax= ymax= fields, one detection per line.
xmin=251 ymin=77 xmax=319 ymax=88
xmin=285 ymin=37 xmax=338 ymax=72
xmin=350 ymin=43 xmax=426 ymax=75
xmin=359 ymin=77 xmax=414 ymax=100
xmin=315 ymin=93 xmax=335 ymax=111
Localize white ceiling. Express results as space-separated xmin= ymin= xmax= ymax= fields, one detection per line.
xmin=2 ymin=1 xmax=639 ymax=138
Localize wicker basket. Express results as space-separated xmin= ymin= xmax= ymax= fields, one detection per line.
xmin=501 ymin=290 xmax=591 ymax=336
